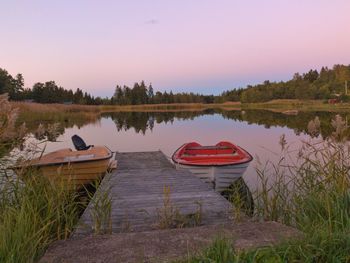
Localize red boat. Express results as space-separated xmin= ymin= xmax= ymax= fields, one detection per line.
xmin=172 ymin=141 xmax=253 ymax=191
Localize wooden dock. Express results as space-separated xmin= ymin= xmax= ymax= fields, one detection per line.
xmin=74 ymin=151 xmax=233 ymax=236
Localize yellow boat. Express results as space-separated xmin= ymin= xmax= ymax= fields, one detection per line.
xmin=12 ymin=145 xmax=113 ymax=189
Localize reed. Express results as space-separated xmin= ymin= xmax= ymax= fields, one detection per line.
xmin=0 ymin=95 xmax=27 ymax=156
xmin=241 ymin=98 xmax=350 ymax=112
xmin=13 ymin=101 xmax=241 ymax=116
xmin=156 ymin=186 xmax=186 ymax=229
xmin=12 ymin=101 xmax=100 ymax=114
xmin=0 ymin=175 xmax=81 ymax=263
xmin=222 ymin=178 xmax=254 ymax=221
xmin=0 ymin=95 xmax=84 ymax=262
xmin=156 ymin=186 xmax=202 ymax=229
xmin=14 ymin=102 xmax=100 ymax=131
xmin=99 ymin=102 xmax=241 ymax=112
xmin=179 ymin=116 xmax=350 ymax=262
xmin=87 ymin=179 xmax=113 ymax=234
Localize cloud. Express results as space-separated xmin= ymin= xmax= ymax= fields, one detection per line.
xmin=145 ymin=19 xmax=159 ymax=25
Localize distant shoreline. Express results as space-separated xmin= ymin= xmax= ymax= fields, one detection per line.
xmin=12 ymin=99 xmax=350 ymax=116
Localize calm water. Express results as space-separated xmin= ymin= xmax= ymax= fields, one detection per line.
xmin=28 ymin=109 xmax=347 ymax=190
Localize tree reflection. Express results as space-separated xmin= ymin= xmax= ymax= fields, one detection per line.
xmin=104 ymin=109 xmax=350 ymax=140
xmin=104 ymin=111 xmax=215 ymax=134
xmin=220 ymin=109 xmax=350 ymax=140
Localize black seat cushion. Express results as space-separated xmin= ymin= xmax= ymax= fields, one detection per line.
xmin=71 ymin=135 xmax=93 ymax=151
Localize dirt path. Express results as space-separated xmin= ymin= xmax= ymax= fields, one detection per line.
xmin=41 ymin=221 xmax=300 ymax=263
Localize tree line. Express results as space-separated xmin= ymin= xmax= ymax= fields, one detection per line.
xmin=0 ymin=68 xmax=213 ymax=105
xmin=0 ymin=68 xmax=107 ymax=105
xmin=112 ymin=81 xmax=214 ymax=105
xmin=218 ymin=64 xmax=350 ymax=103
xmin=1 ymin=64 xmax=350 ymax=105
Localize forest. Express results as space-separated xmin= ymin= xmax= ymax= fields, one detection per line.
xmin=0 ymin=68 xmax=213 ymax=105
xmin=0 ymin=69 xmax=110 ymax=105
xmin=219 ymin=64 xmax=350 ymax=103
xmin=1 ymin=64 xmax=349 ymax=105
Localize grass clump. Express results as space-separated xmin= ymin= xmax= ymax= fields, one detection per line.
xmin=222 ymin=178 xmax=254 ymax=221
xmin=181 ymin=238 xmax=240 ymax=263
xmin=157 ymin=186 xmax=202 ymax=229
xmin=88 ymin=179 xmax=113 ymax=234
xmin=0 ymin=175 xmax=81 ymax=263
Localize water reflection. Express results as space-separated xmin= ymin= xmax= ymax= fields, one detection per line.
xmin=220 ymin=110 xmax=350 ymax=139
xmin=104 ymin=110 xmax=216 ymax=134
xmin=103 ymin=109 xmax=350 ymax=140
xmin=26 ymin=114 xmax=101 ymax=142
xmin=5 ymin=108 xmax=350 ymax=217
xmin=12 ymin=108 xmax=350 ymax=193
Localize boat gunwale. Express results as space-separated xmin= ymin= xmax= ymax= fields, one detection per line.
xmin=11 ymin=147 xmax=113 ymax=170
xmin=172 ymin=142 xmax=253 ymax=167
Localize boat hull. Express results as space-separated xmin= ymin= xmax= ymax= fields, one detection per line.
xmin=12 ymin=146 xmax=113 ymax=190
xmin=172 ymin=141 xmax=253 ymax=192
xmin=14 ymin=158 xmax=111 ymax=189
xmin=175 ymin=162 xmax=250 ymax=192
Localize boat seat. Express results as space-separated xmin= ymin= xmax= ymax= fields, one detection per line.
xmin=71 ymin=135 xmax=94 ymax=151
xmin=64 ymin=154 xmax=95 ymax=162
xmin=187 ymin=146 xmax=231 ymax=150
xmin=185 ymin=146 xmax=237 ymax=156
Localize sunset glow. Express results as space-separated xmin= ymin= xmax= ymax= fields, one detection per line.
xmin=1 ymin=0 xmax=350 ymax=96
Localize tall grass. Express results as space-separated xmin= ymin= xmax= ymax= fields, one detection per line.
xmin=221 ymin=178 xmax=254 ymax=221
xmin=14 ymin=102 xmax=100 ymax=132
xmin=0 ymin=175 xmax=81 ymax=263
xmin=242 ymin=98 xmax=350 ymax=112
xmin=12 ymin=101 xmax=100 ymax=114
xmin=0 ymin=95 xmax=27 ymax=156
xmin=156 ymin=186 xmax=203 ymax=229
xmin=180 ymin=116 xmax=350 ymax=262
xmin=99 ymin=102 xmax=241 ymax=112
xmin=0 ymin=94 xmax=83 ymax=262
xmin=87 ymin=179 xmax=113 ymax=234
xmin=13 ymin=101 xmax=239 ymax=114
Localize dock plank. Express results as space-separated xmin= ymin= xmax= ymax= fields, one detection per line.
xmin=74 ymin=151 xmax=233 ymax=236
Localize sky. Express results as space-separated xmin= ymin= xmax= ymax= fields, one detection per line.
xmin=1 ymin=0 xmax=350 ymax=97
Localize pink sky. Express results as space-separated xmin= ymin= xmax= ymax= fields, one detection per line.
xmin=1 ymin=0 xmax=350 ymax=96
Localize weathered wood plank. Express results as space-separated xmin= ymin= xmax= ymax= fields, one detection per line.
xmin=73 ymin=151 xmax=233 ymax=236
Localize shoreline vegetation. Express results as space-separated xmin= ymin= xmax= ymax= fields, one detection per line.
xmin=1 ymin=64 xmax=350 ymax=106
xmin=11 ymin=99 xmax=350 ymax=138
xmin=12 ymin=99 xmax=350 ymax=120
xmin=1 ymin=95 xmax=350 ymax=262
xmin=0 ymin=95 xmax=85 ymax=263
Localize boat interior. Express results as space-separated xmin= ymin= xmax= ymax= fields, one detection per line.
xmin=28 ymin=146 xmax=112 ymax=167
xmin=175 ymin=142 xmax=252 ymax=165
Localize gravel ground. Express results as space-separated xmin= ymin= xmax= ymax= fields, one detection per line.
xmin=40 ymin=221 xmax=300 ymax=263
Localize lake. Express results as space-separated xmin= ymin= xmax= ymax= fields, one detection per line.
xmin=24 ymin=109 xmax=348 ymax=191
